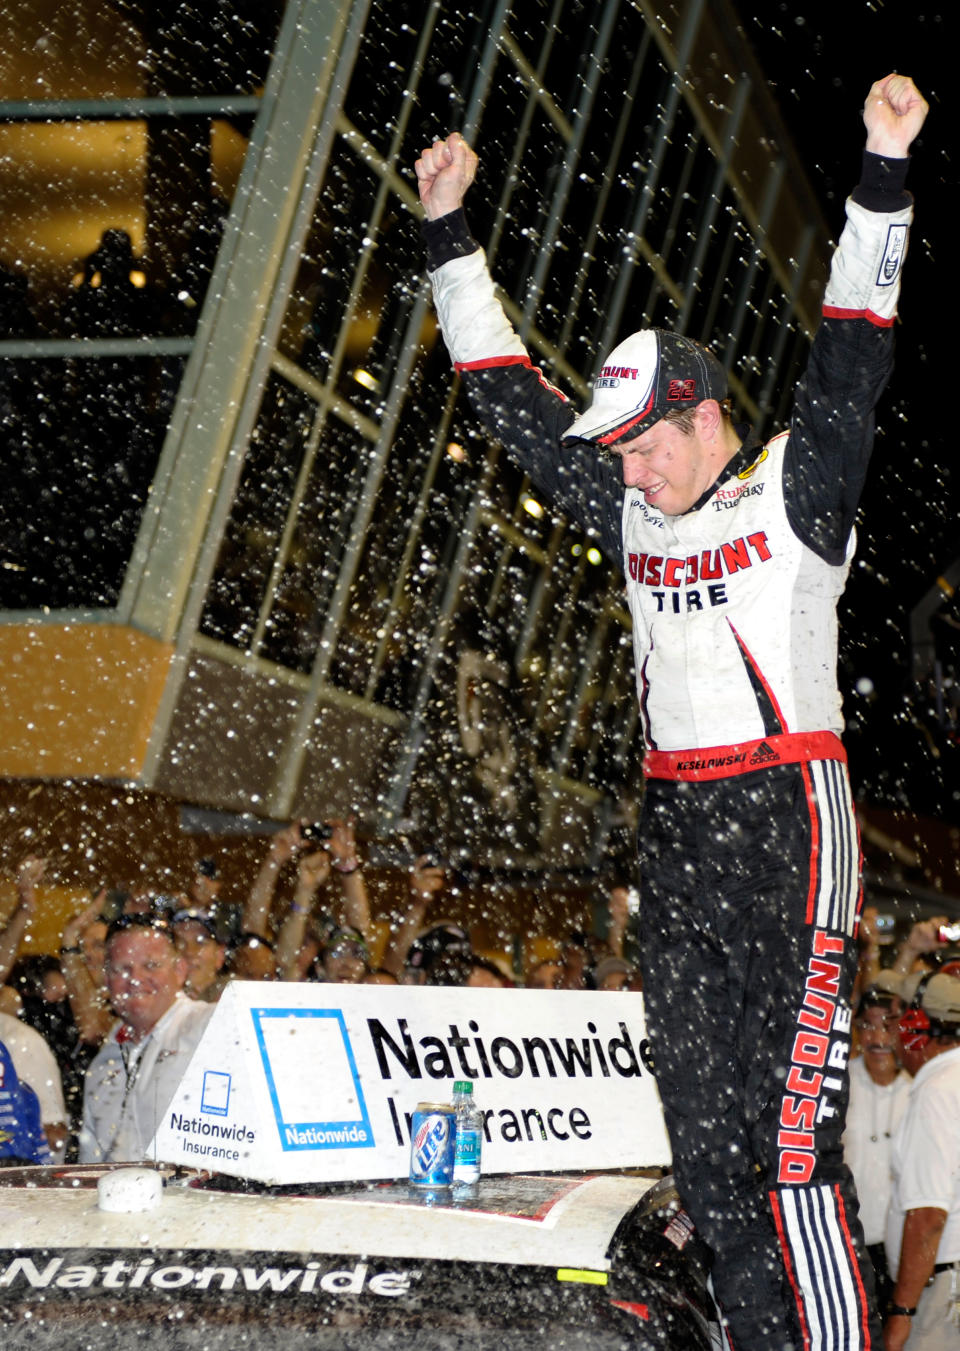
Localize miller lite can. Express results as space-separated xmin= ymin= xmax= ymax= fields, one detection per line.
xmin=409 ymin=1102 xmax=455 ymax=1188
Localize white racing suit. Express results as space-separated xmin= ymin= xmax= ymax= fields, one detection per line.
xmin=424 ymin=151 xmax=913 ymax=1350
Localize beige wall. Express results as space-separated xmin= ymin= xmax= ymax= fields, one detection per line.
xmin=0 ymin=624 xmax=173 ymax=779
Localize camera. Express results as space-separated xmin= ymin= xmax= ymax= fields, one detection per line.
xmin=99 ymin=887 xmax=130 ymax=924
xmin=874 ymin=913 xmax=896 ymax=945
xmin=301 ymin=821 xmax=334 ymax=845
xmin=937 ymin=922 xmax=960 ymax=944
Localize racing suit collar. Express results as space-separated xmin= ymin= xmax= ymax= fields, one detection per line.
xmin=682 ymin=425 xmax=762 ymax=515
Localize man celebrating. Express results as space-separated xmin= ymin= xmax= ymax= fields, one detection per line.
xmin=416 ymin=74 xmax=927 ymax=1349
xmin=884 ymin=969 xmax=960 ymax=1351
xmin=79 ymin=915 xmax=213 ymax=1163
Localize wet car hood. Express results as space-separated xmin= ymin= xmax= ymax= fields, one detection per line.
xmin=0 ymin=1166 xmax=718 ymax=1349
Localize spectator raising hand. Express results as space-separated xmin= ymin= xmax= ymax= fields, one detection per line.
xmin=891 ymin=916 xmax=952 ymax=979
xmin=272 ymin=819 xmax=371 ymax=981
xmin=59 ymin=891 xmax=114 ymax=1046
xmin=381 ymin=854 xmax=447 ymax=979
xmin=0 ymin=857 xmax=45 ymax=985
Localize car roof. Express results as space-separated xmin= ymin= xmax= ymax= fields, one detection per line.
xmin=0 ymin=1167 xmax=659 ymax=1273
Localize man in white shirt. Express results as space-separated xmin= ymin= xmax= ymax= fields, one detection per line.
xmin=845 ymin=985 xmax=913 ymax=1306
xmin=884 ymin=969 xmax=960 ymax=1350
xmin=79 ymin=915 xmax=213 ymax=1164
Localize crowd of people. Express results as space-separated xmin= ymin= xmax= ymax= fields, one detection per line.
xmin=0 ymin=822 xmax=642 ymax=1167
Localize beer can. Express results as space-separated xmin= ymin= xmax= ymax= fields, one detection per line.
xmin=409 ymin=1102 xmax=455 ymax=1187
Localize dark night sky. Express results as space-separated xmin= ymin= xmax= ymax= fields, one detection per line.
xmin=742 ymin=5 xmax=958 ymax=822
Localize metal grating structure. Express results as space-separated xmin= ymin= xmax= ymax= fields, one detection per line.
xmin=1 ymin=0 xmax=832 ymax=868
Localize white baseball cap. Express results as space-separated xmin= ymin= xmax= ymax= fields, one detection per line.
xmin=564 ymin=327 xmax=728 ymax=445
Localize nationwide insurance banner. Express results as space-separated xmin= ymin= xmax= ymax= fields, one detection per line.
xmin=150 ymin=984 xmax=670 ymax=1183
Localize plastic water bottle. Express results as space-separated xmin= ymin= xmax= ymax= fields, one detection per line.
xmin=452 ymin=1079 xmax=482 ymax=1189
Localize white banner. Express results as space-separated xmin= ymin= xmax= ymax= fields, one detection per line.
xmin=151 ymin=983 xmax=670 ymax=1184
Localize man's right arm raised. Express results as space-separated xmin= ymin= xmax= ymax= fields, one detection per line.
xmin=416 ymin=135 xmax=623 ymax=558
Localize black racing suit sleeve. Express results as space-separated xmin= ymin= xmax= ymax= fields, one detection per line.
xmin=464 ymin=370 xmax=625 ymax=563
xmin=424 ymin=211 xmax=625 ymax=564
xmin=783 ymin=152 xmax=913 ymax=564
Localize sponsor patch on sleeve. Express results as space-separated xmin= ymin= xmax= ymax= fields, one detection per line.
xmin=876 ymin=223 xmax=907 ymax=288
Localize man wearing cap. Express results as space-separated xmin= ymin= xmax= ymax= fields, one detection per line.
xmin=882 ymin=970 xmax=960 ymax=1350
xmin=171 ymin=906 xmax=228 ymax=1002
xmin=845 ymin=984 xmax=913 ymax=1307
xmin=416 ymin=73 xmax=928 ymax=1351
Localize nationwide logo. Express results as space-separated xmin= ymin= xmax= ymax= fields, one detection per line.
xmin=749 ymin=741 xmax=781 ymax=766
xmin=251 ymin=1007 xmax=375 ymax=1153
xmin=369 ymin=1016 xmax=654 ymax=1151
xmin=369 ymin=1017 xmax=648 ymax=1083
xmin=0 ymin=1254 xmax=420 ymax=1298
xmin=169 ymin=1112 xmax=256 ymax=1164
